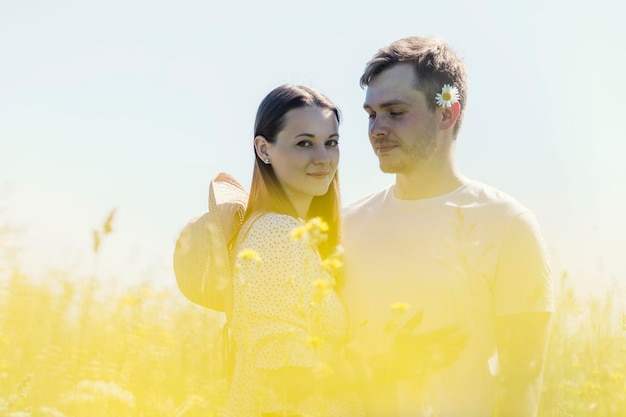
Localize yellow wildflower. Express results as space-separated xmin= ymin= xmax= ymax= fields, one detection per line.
xmin=238 ymin=248 xmax=262 ymax=263
xmin=322 ymin=257 xmax=343 ymax=273
xmin=291 ymin=223 xmax=310 ymax=240
xmin=391 ymin=302 xmax=411 ymax=314
xmin=312 ymin=279 xmax=332 ymax=303
xmin=307 ymin=336 xmax=325 ymax=348
xmin=291 ymin=217 xmax=329 ymax=247
xmin=308 ymin=217 xmax=329 ymax=233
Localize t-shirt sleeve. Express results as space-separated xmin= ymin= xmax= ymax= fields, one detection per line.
xmin=233 ymin=215 xmax=319 ymax=370
xmin=493 ymin=211 xmax=555 ymax=316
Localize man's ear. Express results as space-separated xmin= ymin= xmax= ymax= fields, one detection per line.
xmin=440 ymin=101 xmax=460 ymax=132
xmin=254 ymin=135 xmax=270 ymax=161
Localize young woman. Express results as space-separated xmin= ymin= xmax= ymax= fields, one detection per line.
xmin=223 ymin=85 xmax=364 ymax=417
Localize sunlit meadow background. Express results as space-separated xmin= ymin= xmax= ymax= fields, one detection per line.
xmin=1 ymin=209 xmax=626 ymax=416
xmin=2 ymin=0 xmax=626 ymax=416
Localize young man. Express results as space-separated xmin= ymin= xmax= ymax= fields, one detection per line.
xmin=341 ymin=36 xmax=554 ymax=417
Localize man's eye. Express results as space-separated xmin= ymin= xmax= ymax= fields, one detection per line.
xmin=367 ymin=113 xmax=376 ymax=120
xmin=390 ymin=111 xmax=404 ymax=117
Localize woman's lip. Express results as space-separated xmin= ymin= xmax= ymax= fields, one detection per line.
xmin=308 ymin=172 xmax=329 ymax=178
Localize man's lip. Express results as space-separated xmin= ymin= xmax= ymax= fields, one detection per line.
xmin=375 ymin=145 xmax=396 ymax=154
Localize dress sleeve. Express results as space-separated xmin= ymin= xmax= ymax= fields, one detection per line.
xmin=493 ymin=211 xmax=555 ymax=316
xmin=232 ymin=214 xmax=321 ymax=370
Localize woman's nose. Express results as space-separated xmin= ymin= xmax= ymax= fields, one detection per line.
xmin=312 ymin=145 xmax=330 ymax=164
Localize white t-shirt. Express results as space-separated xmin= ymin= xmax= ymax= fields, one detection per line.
xmin=341 ymin=180 xmax=554 ymax=417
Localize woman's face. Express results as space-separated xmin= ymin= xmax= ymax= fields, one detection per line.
xmin=256 ymin=105 xmax=339 ymax=218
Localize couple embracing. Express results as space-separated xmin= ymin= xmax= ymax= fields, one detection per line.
xmin=175 ymin=35 xmax=554 ymax=417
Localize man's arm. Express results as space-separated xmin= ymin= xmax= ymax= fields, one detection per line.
xmin=495 ymin=311 xmax=552 ymax=417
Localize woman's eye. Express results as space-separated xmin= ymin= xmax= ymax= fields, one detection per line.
xmin=297 ymin=140 xmax=312 ymax=147
xmin=326 ymin=140 xmax=339 ymax=148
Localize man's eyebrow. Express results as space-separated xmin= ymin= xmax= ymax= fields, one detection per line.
xmin=363 ymin=99 xmax=410 ymax=110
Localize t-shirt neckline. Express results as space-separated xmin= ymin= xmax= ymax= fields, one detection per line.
xmin=385 ymin=181 xmax=473 ymax=209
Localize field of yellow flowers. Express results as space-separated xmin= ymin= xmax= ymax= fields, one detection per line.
xmin=1 ymin=268 xmax=230 ymax=417
xmin=1 ymin=214 xmax=624 ymax=416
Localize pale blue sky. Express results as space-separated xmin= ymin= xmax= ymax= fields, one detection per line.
xmin=1 ymin=0 xmax=624 ymax=294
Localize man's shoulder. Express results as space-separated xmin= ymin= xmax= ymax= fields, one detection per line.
xmin=343 ymin=186 xmax=391 ymax=219
xmin=461 ymin=179 xmax=530 ymax=218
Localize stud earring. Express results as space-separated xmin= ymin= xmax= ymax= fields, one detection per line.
xmin=263 ymin=158 xmax=270 ymax=164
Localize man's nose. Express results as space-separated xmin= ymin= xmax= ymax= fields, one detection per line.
xmin=369 ymin=115 xmax=388 ymax=138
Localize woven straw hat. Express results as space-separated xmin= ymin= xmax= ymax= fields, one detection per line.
xmin=173 ymin=172 xmax=248 ymax=312
xmin=208 ymin=172 xmax=248 ymax=243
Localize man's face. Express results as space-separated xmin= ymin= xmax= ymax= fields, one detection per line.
xmin=363 ymin=64 xmax=440 ymax=174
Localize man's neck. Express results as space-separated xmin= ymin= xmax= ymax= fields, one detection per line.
xmin=393 ymin=162 xmax=466 ymax=200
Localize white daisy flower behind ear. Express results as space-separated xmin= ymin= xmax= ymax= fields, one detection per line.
xmin=435 ymin=84 xmax=460 ymax=108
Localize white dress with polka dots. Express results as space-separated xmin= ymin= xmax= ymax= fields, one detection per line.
xmin=223 ymin=212 xmax=364 ymax=417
